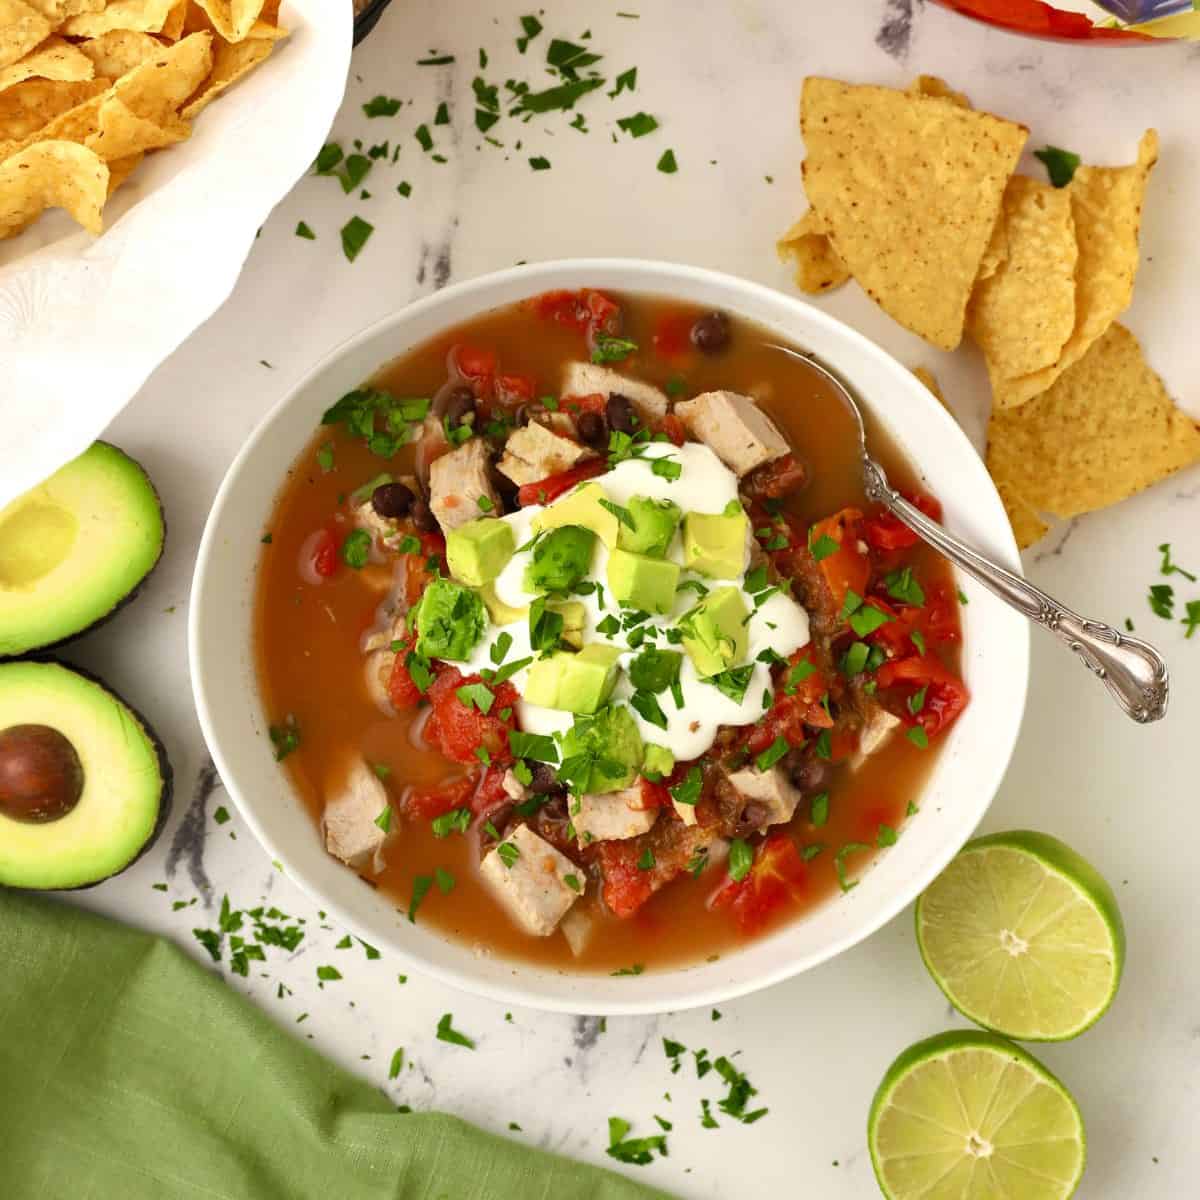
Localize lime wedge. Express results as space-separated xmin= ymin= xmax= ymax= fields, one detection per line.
xmin=869 ymin=1030 xmax=1086 ymax=1200
xmin=916 ymin=830 xmax=1124 ymax=1041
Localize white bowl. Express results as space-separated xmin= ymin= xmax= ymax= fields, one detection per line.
xmin=190 ymin=259 xmax=1029 ymax=1014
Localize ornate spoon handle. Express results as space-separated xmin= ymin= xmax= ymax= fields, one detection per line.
xmin=863 ymin=459 xmax=1170 ymax=724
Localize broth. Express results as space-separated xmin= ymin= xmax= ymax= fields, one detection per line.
xmin=255 ymin=292 xmax=963 ymax=972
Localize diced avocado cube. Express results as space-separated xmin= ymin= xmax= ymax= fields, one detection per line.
xmin=525 ymin=643 xmax=622 ymax=714
xmin=679 ymin=585 xmax=748 ymax=677
xmin=560 ymin=705 xmax=644 ymax=793
xmin=479 ymin=581 xmax=527 ymax=626
xmin=607 ymin=548 xmax=680 ymax=615
xmin=682 ymin=509 xmax=747 ymax=579
xmin=549 ymin=600 xmax=587 ymax=649
xmin=617 ymin=496 xmax=681 ymax=558
xmin=416 ymin=578 xmax=486 ymax=661
xmin=643 ymin=743 xmax=675 ymax=781
xmin=445 ymin=517 xmax=515 ymax=586
xmin=533 ymin=482 xmax=619 ymax=547
xmin=525 ymin=525 xmax=596 ymax=594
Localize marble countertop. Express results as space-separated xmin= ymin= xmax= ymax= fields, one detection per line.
xmin=59 ymin=2 xmax=1199 ymax=1195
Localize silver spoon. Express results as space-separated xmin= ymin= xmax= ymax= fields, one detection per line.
xmin=772 ymin=347 xmax=1170 ymax=724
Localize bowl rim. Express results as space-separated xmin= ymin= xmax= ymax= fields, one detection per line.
xmin=190 ymin=257 xmax=1030 ymax=1014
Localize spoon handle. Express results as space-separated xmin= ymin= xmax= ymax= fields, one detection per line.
xmin=863 ymin=460 xmax=1170 ymax=724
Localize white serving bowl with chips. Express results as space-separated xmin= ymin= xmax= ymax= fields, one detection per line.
xmin=0 ymin=0 xmax=351 ymax=511
xmin=190 ymin=257 xmax=1031 ymax=1015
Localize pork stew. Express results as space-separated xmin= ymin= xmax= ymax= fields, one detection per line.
xmin=255 ymin=290 xmax=968 ymax=972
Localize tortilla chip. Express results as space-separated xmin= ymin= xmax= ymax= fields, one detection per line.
xmin=0 ymin=76 xmax=105 ymax=143
xmin=161 ymin=0 xmax=189 ymax=40
xmin=987 ymin=324 xmax=1200 ymax=536
xmin=911 ymin=366 xmax=947 ymax=409
xmin=104 ymin=30 xmax=211 ymax=129
xmin=23 ymin=0 xmax=105 ymax=19
xmin=0 ymin=87 xmax=104 ymax=159
xmin=0 ymin=138 xmax=108 ymax=237
xmin=992 ymin=131 xmax=1159 ymax=409
xmin=105 ymin=149 xmax=141 ymax=195
xmin=62 ymin=0 xmax=178 ymax=37
xmin=193 ymin=0 xmax=265 ymax=42
xmin=801 ymin=78 xmax=1027 ymax=350
xmin=180 ymin=31 xmax=274 ymax=119
xmin=87 ymin=95 xmax=188 ymax=160
xmin=994 ymin=481 xmax=1050 ymax=550
xmin=74 ymin=29 xmax=165 ymax=78
xmin=975 ymin=211 xmax=1008 ymax=286
xmin=968 ymin=176 xmax=1078 ymax=380
xmin=0 ymin=37 xmax=95 ymax=94
xmin=0 ymin=0 xmax=54 ymax=73
xmin=778 ymin=208 xmax=850 ymax=295
xmin=907 ymin=75 xmax=970 ymax=109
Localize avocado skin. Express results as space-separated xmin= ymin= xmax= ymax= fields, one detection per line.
xmin=0 ymin=442 xmax=167 ymax=662
xmin=8 ymin=659 xmax=174 ymax=893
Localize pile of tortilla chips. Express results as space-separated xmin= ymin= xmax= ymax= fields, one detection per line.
xmin=779 ymin=76 xmax=1200 ymax=549
xmin=0 ymin=0 xmax=287 ymax=240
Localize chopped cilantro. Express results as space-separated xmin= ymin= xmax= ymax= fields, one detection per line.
xmin=907 ymin=726 xmax=929 ymax=749
xmin=606 ymin=1116 xmax=666 ymax=1165
xmin=363 ymin=95 xmax=402 ymax=118
xmin=295 ymin=221 xmax=316 ymax=240
xmin=407 ymin=876 xmax=433 ymax=921
xmin=591 ymin=333 xmax=638 ymax=363
xmin=529 ymin=155 xmax=551 ymax=170
xmin=810 ymin=792 xmax=829 ymax=827
xmin=1034 ymin=145 xmax=1081 ymax=188
xmin=316 ymin=965 xmax=342 ymax=982
xmin=436 ymin=1013 xmax=476 ymax=1048
xmin=340 ymin=216 xmax=374 ymax=263
xmin=268 ymin=720 xmax=300 ymax=761
xmin=340 ymin=528 xmax=371 ymax=568
xmin=656 ymin=148 xmax=678 ymax=174
xmin=728 ymin=838 xmax=753 ymax=882
xmin=617 ymin=112 xmax=659 ymax=138
xmin=834 ymin=842 xmax=870 ymax=892
xmin=809 ymin=532 xmax=839 ymax=561
xmin=755 ymin=736 xmax=789 ymax=772
xmin=1158 ymin=543 xmax=1197 ymax=582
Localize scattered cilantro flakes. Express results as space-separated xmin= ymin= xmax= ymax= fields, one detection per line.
xmin=606 ymin=1117 xmax=667 ymax=1166
xmin=340 ymin=216 xmax=374 ymax=263
xmin=268 ymin=720 xmax=300 ymax=761
xmin=436 ymin=1012 xmax=475 ymax=1049
xmin=609 ymin=66 xmax=637 ymax=97
xmin=1148 ymin=583 xmax=1175 ymax=619
xmin=728 ymin=839 xmax=753 ymax=882
xmin=529 ymin=155 xmax=551 ymax=170
xmin=417 ymin=54 xmax=455 ymax=65
xmin=1158 ymin=543 xmax=1197 ymax=582
xmin=363 ymin=95 xmax=402 ymax=118
xmin=388 ymin=1048 xmax=405 ymax=1079
xmin=408 ymin=876 xmax=433 ymax=922
xmin=294 ymin=221 xmax=315 ymax=240
xmin=617 ymin=111 xmax=658 ymax=138
xmin=656 ymin=149 xmax=678 ymax=174
xmin=213 ymin=806 xmax=230 ymax=825
xmin=397 ymin=180 xmax=412 ymax=197
xmin=1182 ymin=600 xmax=1200 ymax=639
xmin=316 ymin=965 xmax=342 ymax=982
xmin=835 ymin=843 xmax=871 ymax=892
xmin=611 ymin=963 xmax=645 ymax=977
xmin=435 ymin=101 xmax=450 ymax=125
xmin=414 ymin=124 xmax=433 ymax=152
xmin=1034 ymin=145 xmax=1081 ymax=188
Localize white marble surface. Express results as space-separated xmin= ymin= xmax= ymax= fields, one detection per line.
xmin=55 ymin=2 xmax=1199 ymax=1196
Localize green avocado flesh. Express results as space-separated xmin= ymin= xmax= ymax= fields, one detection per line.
xmin=0 ymin=661 xmax=171 ymax=890
xmin=0 ymin=442 xmax=164 ymax=658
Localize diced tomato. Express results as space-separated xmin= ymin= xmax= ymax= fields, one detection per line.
xmin=496 ymin=373 xmax=535 ymax=406
xmin=863 ymin=492 xmax=943 ymax=552
xmin=745 ymin=645 xmax=830 ymax=756
xmin=746 ymin=453 xmax=809 ymax=501
xmin=660 ymin=412 xmax=687 ymax=446
xmin=651 ymin=311 xmax=693 ymax=358
xmin=566 ymin=392 xmax=607 ymax=416
xmin=420 ymin=530 xmax=447 ymax=561
xmin=472 ymin=764 xmax=512 ymax=817
xmin=876 ymin=656 xmax=969 ymax=739
xmin=633 ymin=776 xmax=672 ymax=810
xmin=594 ymin=840 xmax=656 ymax=919
xmin=809 ymin=509 xmax=870 ymax=612
xmin=532 ymin=288 xmax=621 ymax=336
xmin=516 ymin=458 xmax=606 ymax=507
xmin=454 ymin=344 xmax=497 ymax=391
xmin=404 ymin=773 xmax=476 ymax=820
xmin=710 ymin=833 xmax=808 ymax=934
xmin=401 ymin=549 xmax=438 ymax=610
xmin=307 ymin=527 xmax=339 ymax=579
xmin=423 ymin=669 xmax=520 ymax=765
xmin=386 ymin=635 xmax=423 ymax=709
xmin=868 ymin=585 xmax=961 ymax=661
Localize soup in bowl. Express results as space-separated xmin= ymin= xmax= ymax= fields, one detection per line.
xmin=191 ymin=260 xmax=1028 ymax=1013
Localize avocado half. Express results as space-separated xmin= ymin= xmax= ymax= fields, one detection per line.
xmin=0 ymin=661 xmax=173 ymax=890
xmin=0 ymin=442 xmax=165 ymax=658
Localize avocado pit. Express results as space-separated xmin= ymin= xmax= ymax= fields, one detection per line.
xmin=0 ymin=724 xmax=84 ymax=823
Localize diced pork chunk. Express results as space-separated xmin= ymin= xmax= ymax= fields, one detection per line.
xmin=574 ymin=785 xmax=660 ymax=847
xmin=497 ymin=421 xmax=594 ymax=487
xmin=724 ymin=764 xmax=802 ymax=827
xmin=429 ymin=438 xmax=501 ymax=534
xmin=561 ymin=362 xmax=669 ymax=423
xmin=675 ymin=390 xmax=789 ymax=476
xmin=501 ymin=768 xmax=528 ymax=802
xmin=850 ymin=708 xmax=902 ymax=769
xmin=561 ymin=904 xmax=597 ymax=958
xmin=323 ymin=758 xmax=395 ymax=874
xmin=479 ymin=824 xmax=581 ymax=936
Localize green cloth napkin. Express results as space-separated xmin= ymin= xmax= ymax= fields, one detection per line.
xmin=0 ymin=891 xmax=674 ymax=1200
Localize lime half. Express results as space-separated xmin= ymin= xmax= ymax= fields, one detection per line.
xmin=869 ymin=1030 xmax=1086 ymax=1200
xmin=916 ymin=831 xmax=1124 ymax=1041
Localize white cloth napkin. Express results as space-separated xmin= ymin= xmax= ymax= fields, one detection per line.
xmin=0 ymin=1 xmax=351 ymax=511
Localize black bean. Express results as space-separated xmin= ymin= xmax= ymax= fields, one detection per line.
xmin=529 ymin=762 xmax=565 ymax=794
xmin=606 ymin=393 xmax=637 ymax=434
xmin=514 ymin=404 xmax=533 ymax=427
xmin=491 ymin=467 xmax=519 ymax=510
xmin=371 ymin=482 xmax=414 ymax=519
xmin=410 ymin=497 xmax=437 ymax=532
xmin=443 ymin=387 xmax=476 ymax=429
xmin=787 ymin=752 xmax=833 ymax=795
xmin=576 ymin=410 xmax=607 ymax=447
xmin=690 ymin=311 xmax=730 ymax=354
